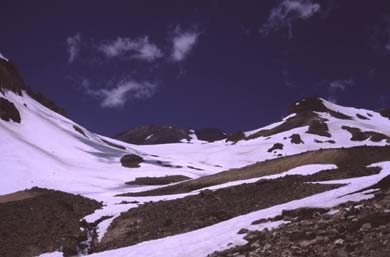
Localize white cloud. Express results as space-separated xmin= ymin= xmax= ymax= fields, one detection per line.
xmin=83 ymin=79 xmax=157 ymax=108
xmin=261 ymin=0 xmax=320 ymax=39
xmin=66 ymin=33 xmax=81 ymax=63
xmin=328 ymin=79 xmax=354 ymax=103
xmin=171 ymin=31 xmax=199 ymax=62
xmin=98 ymin=36 xmax=163 ymax=62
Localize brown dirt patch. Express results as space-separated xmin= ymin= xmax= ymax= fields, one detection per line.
xmin=125 ymin=175 xmax=191 ymax=185
xmin=0 ymin=187 xmax=102 ymax=257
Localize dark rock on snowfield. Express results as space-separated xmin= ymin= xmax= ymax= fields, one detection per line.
xmin=120 ymin=154 xmax=144 ymax=168
xmin=342 ymin=126 xmax=389 ymax=142
xmin=0 ymin=97 xmax=21 ymax=123
xmin=267 ymin=143 xmax=284 ymax=152
xmin=290 ymin=134 xmax=304 ymax=144
xmin=307 ymin=119 xmax=331 ymax=137
xmin=0 ymin=188 xmax=102 ymax=257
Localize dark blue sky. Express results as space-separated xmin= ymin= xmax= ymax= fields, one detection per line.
xmin=1 ymin=0 xmax=390 ymax=136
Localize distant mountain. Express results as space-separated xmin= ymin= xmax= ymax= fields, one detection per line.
xmin=114 ymin=125 xmax=228 ymax=144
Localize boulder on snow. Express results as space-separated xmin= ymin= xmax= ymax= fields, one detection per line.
xmin=120 ymin=154 xmax=144 ymax=168
xmin=267 ymin=143 xmax=284 ymax=152
xmin=290 ymin=134 xmax=304 ymax=144
xmin=0 ymin=97 xmax=21 ymax=123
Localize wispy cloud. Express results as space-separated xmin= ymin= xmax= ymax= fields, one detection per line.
xmin=261 ymin=0 xmax=320 ymax=39
xmin=328 ymin=79 xmax=354 ymax=103
xmin=82 ymin=78 xmax=157 ymax=108
xmin=98 ymin=36 xmax=163 ymax=62
xmin=369 ymin=16 xmax=390 ymax=54
xmin=66 ymin=33 xmax=81 ymax=63
xmin=171 ymin=30 xmax=199 ymax=62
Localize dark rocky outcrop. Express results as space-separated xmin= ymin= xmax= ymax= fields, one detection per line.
xmin=194 ymin=128 xmax=227 ymax=142
xmin=0 ymin=59 xmax=67 ymax=118
xmin=306 ymin=119 xmax=331 ymax=137
xmin=0 ymin=97 xmax=21 ymax=123
xmin=120 ymin=154 xmax=144 ymax=168
xmin=268 ymin=143 xmax=284 ymax=152
xmin=0 ymin=188 xmax=102 ymax=257
xmin=380 ymin=110 xmax=390 ymax=119
xmin=226 ymin=131 xmax=245 ymax=143
xmin=0 ymin=59 xmax=25 ymax=95
xmin=290 ymin=134 xmax=304 ymax=144
xmin=342 ymin=126 xmax=389 ymax=142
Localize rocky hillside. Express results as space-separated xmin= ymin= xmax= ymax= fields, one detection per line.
xmin=2 ymin=57 xmax=390 ymax=257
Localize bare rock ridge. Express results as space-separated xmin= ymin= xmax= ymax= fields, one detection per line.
xmin=0 ymin=58 xmax=25 ymax=95
xmin=114 ymin=125 xmax=227 ymax=145
xmin=0 ymin=58 xmax=67 ymax=118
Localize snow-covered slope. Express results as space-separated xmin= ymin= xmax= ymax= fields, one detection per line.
xmin=2 ymin=86 xmax=390 ymax=257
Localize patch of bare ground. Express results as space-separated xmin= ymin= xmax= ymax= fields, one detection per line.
xmin=208 ymin=178 xmax=390 ymax=257
xmin=94 ymin=176 xmax=341 ymax=253
xmin=120 ymin=146 xmax=390 ymax=197
xmin=0 ymin=187 xmax=102 ymax=257
xmin=125 ymin=175 xmax=191 ymax=185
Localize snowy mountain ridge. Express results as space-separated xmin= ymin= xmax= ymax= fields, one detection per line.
xmin=1 ymin=61 xmax=390 ymax=257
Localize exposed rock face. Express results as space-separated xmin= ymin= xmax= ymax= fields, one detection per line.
xmin=194 ymin=128 xmax=227 ymax=142
xmin=0 ymin=59 xmax=67 ymax=118
xmin=342 ymin=126 xmax=390 ymax=142
xmin=380 ymin=110 xmax=390 ymax=119
xmin=114 ymin=125 xmax=192 ymax=145
xmin=0 ymin=97 xmax=21 ymax=123
xmin=307 ymin=119 xmax=331 ymax=137
xmin=268 ymin=143 xmax=284 ymax=152
xmin=0 ymin=188 xmax=102 ymax=257
xmin=120 ymin=154 xmax=144 ymax=168
xmin=0 ymin=59 xmax=25 ymax=95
